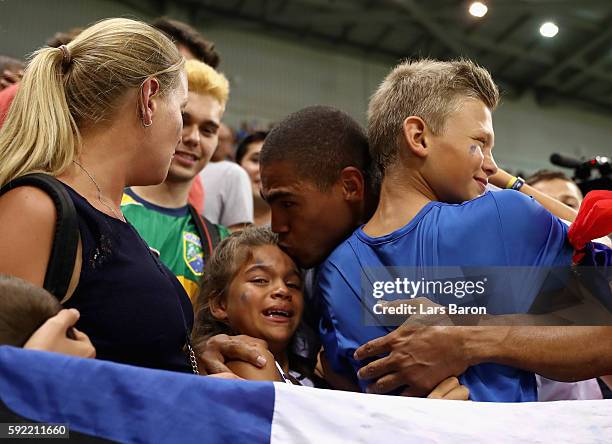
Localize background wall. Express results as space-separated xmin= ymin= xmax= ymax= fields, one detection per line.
xmin=1 ymin=0 xmax=610 ymax=174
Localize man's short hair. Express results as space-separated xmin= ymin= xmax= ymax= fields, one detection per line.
xmin=151 ymin=17 xmax=220 ymax=68
xmin=368 ymin=58 xmax=499 ymax=174
xmin=235 ymin=131 xmax=268 ymax=165
xmin=526 ymin=169 xmax=573 ymax=186
xmin=185 ymin=60 xmax=229 ymax=106
xmin=261 ymin=105 xmax=374 ymax=190
xmin=0 ymin=275 xmax=62 ymax=347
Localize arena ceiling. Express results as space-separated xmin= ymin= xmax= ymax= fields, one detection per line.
xmin=126 ymin=0 xmax=612 ymax=113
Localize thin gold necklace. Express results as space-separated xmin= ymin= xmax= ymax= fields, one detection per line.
xmin=72 ymin=160 xmax=126 ymax=223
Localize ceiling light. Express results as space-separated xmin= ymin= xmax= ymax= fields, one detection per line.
xmin=469 ymin=2 xmax=488 ymax=18
xmin=539 ymin=22 xmax=559 ymax=38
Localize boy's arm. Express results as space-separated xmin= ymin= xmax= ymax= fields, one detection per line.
xmin=490 ymin=168 xmax=577 ymax=222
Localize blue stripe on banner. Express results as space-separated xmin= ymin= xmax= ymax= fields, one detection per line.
xmin=0 ymin=346 xmax=275 ymax=444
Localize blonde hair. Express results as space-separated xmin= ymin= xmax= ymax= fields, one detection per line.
xmin=185 ymin=59 xmax=229 ymax=105
xmin=367 ymin=58 xmax=499 ymax=174
xmin=0 ymin=18 xmax=184 ymax=187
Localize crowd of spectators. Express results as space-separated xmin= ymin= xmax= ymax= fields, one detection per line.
xmin=0 ymin=15 xmax=610 ymax=414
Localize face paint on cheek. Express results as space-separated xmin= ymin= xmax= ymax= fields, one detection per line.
xmin=240 ymin=291 xmax=250 ymax=303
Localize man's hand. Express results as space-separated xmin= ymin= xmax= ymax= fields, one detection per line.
xmin=24 ymin=309 xmax=96 ymax=359
xmin=354 ymin=325 xmax=470 ymax=397
xmin=194 ymin=334 xmax=269 ymax=375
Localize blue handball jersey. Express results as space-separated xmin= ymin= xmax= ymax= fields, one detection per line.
xmin=316 ymin=190 xmax=573 ymax=402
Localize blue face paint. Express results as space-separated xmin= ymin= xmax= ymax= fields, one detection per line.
xmin=240 ymin=291 xmax=249 ymax=303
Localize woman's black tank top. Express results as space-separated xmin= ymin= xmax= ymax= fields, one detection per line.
xmin=62 ymin=184 xmax=193 ymax=372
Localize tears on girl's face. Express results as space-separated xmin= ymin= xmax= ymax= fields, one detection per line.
xmin=214 ymin=244 xmax=304 ymax=354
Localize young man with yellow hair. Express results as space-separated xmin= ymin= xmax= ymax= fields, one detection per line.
xmin=122 ymin=59 xmax=230 ymax=301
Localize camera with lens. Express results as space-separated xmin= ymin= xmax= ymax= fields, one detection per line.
xmin=550 ymin=153 xmax=611 ymax=194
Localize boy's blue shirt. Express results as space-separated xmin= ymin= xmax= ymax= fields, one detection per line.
xmin=316 ymin=190 xmax=573 ymax=402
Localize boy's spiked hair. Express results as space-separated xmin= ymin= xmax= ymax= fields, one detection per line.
xmin=368 ymin=58 xmax=499 ymax=175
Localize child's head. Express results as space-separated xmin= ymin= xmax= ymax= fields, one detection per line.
xmin=368 ymin=58 xmax=500 ymax=203
xmin=194 ymin=226 xmax=304 ymax=354
xmin=0 ymin=275 xmax=62 ymax=346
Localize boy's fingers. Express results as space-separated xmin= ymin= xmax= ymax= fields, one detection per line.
xmin=69 ymin=328 xmax=96 ymax=358
xmin=442 ymin=385 xmax=470 ymax=401
xmin=72 ymin=328 xmax=89 ymax=341
xmin=427 ymin=376 xmax=460 ymax=399
xmin=58 ymin=308 xmax=80 ymax=325
xmin=47 ymin=309 xmax=80 ymax=332
xmin=76 ymin=342 xmax=97 ymax=358
xmin=427 ymin=377 xmax=468 ymax=400
xmin=73 ymin=342 xmax=96 ymax=359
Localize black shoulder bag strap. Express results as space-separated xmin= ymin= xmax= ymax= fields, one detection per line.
xmin=0 ymin=173 xmax=79 ymax=300
xmin=187 ymin=203 xmax=221 ymax=265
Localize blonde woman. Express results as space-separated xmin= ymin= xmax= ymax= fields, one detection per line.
xmin=0 ymin=18 xmax=196 ymax=372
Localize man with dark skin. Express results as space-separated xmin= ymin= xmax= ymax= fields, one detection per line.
xmin=195 ymin=104 xmax=612 ymax=397
xmin=194 ymin=106 xmax=377 ymax=377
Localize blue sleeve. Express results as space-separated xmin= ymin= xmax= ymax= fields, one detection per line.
xmin=316 ymin=255 xmax=391 ymax=392
xmin=315 ymin=259 xmax=359 ymax=380
xmin=489 ymin=191 xmax=573 ymax=267
xmin=434 ymin=192 xmax=574 ymax=314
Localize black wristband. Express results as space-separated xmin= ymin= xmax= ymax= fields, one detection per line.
xmin=510 ymin=176 xmax=525 ymax=191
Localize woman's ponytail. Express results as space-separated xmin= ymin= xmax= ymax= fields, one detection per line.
xmin=0 ymin=46 xmax=78 ymax=187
